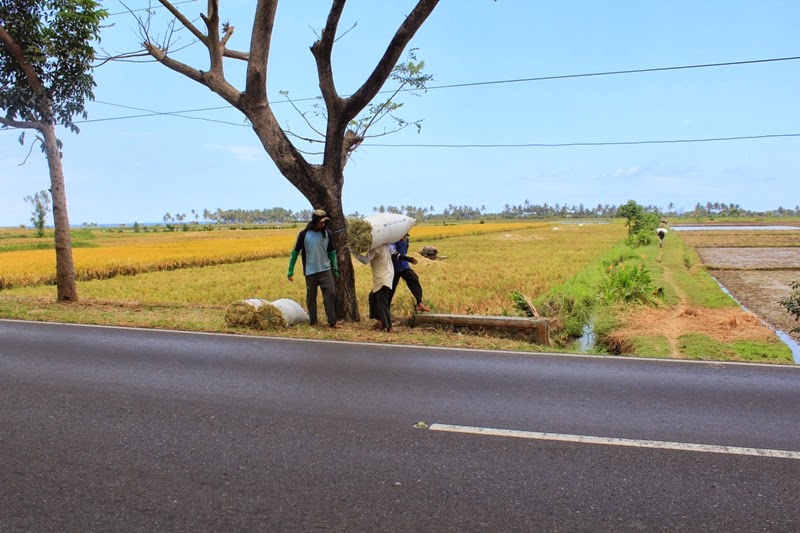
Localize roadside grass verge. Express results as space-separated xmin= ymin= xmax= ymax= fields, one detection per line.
xmin=678 ymin=333 xmax=793 ymax=364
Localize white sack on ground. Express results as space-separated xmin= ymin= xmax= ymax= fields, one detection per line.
xmin=270 ymin=298 xmax=310 ymax=326
xmin=225 ymin=298 xmax=309 ymax=329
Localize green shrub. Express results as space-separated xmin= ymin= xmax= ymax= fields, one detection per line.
xmin=601 ymin=259 xmax=656 ymax=304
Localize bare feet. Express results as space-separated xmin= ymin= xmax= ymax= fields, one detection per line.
xmin=329 ymin=323 xmax=342 ymax=329
xmin=416 ymin=302 xmax=431 ymax=312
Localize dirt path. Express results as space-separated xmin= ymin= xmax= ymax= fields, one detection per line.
xmin=658 ymin=263 xmax=685 ymax=357
xmin=608 ymin=247 xmax=780 ymax=358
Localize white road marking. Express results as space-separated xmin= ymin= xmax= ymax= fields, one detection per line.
xmin=428 ymin=423 xmax=800 ymax=460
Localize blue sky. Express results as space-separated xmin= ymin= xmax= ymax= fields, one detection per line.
xmin=2 ymin=0 xmax=799 ymax=226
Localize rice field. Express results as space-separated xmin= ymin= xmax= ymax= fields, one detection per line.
xmin=1 ymin=221 xmax=624 ymax=319
xmin=0 ymin=221 xmax=540 ymax=290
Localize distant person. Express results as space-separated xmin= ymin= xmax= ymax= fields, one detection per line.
xmin=389 ymin=233 xmax=431 ymax=313
xmin=354 ymin=244 xmax=394 ymax=332
xmin=288 ymin=209 xmax=340 ymax=328
xmin=656 ymin=227 xmax=667 ymax=248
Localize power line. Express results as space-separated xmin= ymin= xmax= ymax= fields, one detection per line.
xmin=4 ymin=54 xmax=795 ymax=147
xmin=363 ymin=133 xmax=800 ymax=149
xmin=89 ymin=100 xmax=248 ymax=127
xmin=107 ymin=0 xmax=198 ymax=17
xmin=100 ymin=54 xmax=800 ymax=114
xmin=422 ymin=56 xmax=800 ymax=91
xmin=79 ymin=53 xmax=800 ymax=124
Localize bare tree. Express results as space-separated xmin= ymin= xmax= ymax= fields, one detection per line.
xmin=137 ymin=0 xmax=440 ymax=321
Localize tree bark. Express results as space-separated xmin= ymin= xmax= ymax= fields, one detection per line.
xmin=40 ymin=123 xmax=78 ymax=302
xmin=325 ymin=191 xmax=360 ymax=322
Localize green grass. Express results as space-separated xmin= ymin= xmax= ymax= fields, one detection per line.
xmin=627 ymin=335 xmax=673 ymax=358
xmin=678 ymin=333 xmax=793 ymax=363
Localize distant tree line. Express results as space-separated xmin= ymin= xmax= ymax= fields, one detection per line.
xmin=152 ymin=201 xmax=800 ymax=226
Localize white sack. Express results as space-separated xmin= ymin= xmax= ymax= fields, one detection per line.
xmin=365 ymin=213 xmax=416 ymax=249
xmin=270 ymin=298 xmax=310 ymax=326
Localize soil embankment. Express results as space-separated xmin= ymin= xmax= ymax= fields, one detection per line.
xmin=697 ymin=247 xmax=800 ymax=343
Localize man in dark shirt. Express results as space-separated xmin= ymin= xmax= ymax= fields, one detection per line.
xmin=388 ymin=233 xmax=430 ymax=313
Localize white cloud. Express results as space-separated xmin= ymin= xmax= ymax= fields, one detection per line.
xmin=610 ymin=166 xmax=642 ymax=178
xmin=205 ymin=144 xmax=265 ymax=162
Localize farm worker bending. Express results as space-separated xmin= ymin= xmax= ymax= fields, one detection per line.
xmin=354 ymin=244 xmax=395 ymax=332
xmin=288 ymin=209 xmax=340 ymax=329
xmin=389 ymin=233 xmax=431 ymax=313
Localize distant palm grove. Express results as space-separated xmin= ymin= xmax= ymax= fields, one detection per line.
xmin=155 ymin=202 xmax=800 ymax=226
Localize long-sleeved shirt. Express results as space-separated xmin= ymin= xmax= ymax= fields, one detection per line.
xmin=355 ymin=244 xmax=394 ymax=293
xmin=391 ymin=237 xmax=411 ymax=273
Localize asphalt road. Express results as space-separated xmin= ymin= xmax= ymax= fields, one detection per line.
xmin=2 ymin=319 xmax=799 ymax=532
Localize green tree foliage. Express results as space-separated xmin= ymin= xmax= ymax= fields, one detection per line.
xmin=616 ymin=200 xmax=660 ymax=246
xmin=0 ymin=0 xmax=106 ymax=132
xmin=779 ymin=281 xmax=800 ymax=333
xmin=0 ymin=0 xmax=107 ymax=302
xmin=24 ymin=189 xmax=50 ymax=237
xmin=616 ymin=200 xmax=644 ymax=238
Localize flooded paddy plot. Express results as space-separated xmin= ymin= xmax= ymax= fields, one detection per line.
xmin=698 ymin=247 xmax=800 ymax=269
xmin=690 ymin=233 xmax=800 ymax=345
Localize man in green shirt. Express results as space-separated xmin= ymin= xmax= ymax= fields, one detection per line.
xmin=288 ymin=210 xmax=340 ymax=328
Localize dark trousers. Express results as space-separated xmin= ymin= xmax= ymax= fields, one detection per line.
xmin=368 ymin=286 xmax=392 ymax=331
xmin=389 ymin=268 xmax=423 ymax=306
xmin=305 ymin=269 xmax=337 ymax=326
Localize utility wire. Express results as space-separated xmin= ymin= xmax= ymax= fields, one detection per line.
xmin=5 ymin=55 xmax=796 ymax=147
xmin=422 ymin=56 xmax=800 ymax=91
xmin=89 ymin=100 xmax=248 ymax=127
xmin=363 ymin=133 xmax=800 ymax=149
xmin=107 ymin=0 xmax=198 ymax=17
xmin=80 ymin=54 xmax=800 ymax=124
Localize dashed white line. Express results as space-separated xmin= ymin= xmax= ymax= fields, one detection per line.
xmin=428 ymin=423 xmax=800 ymax=460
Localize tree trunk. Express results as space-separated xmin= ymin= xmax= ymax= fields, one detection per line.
xmin=327 ymin=202 xmax=361 ymax=323
xmin=41 ymin=123 xmax=78 ymax=302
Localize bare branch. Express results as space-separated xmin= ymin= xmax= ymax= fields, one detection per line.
xmin=358 ymin=84 xmax=405 ymax=136
xmin=220 ymin=21 xmax=234 ymax=46
xmin=144 ymin=41 xmax=205 ymax=83
xmin=278 ymin=92 xmax=326 ymax=138
xmin=284 ymin=128 xmax=324 ymax=145
xmin=343 ymin=0 xmax=438 ymax=121
xmin=94 ymin=48 xmax=153 ymax=66
xmin=201 ymin=0 xmax=223 ymax=74
xmin=361 ymin=123 xmax=409 ymax=139
xmin=245 ymin=0 xmax=279 ymax=104
xmin=18 ymin=135 xmax=44 ymax=166
xmin=0 ymin=116 xmax=42 ymax=130
xmin=334 ymin=21 xmax=358 ymax=44
xmin=0 ymin=23 xmax=46 ymax=96
xmin=310 ymin=0 xmax=346 ymax=108
xmin=155 ymin=0 xmax=208 ymax=44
